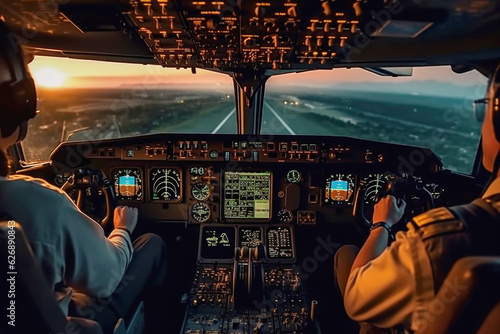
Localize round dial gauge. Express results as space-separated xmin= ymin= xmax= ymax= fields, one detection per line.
xmin=286 ymin=170 xmax=301 ymax=183
xmin=150 ymin=168 xmax=182 ymax=201
xmin=112 ymin=168 xmax=143 ymax=200
xmin=192 ymin=202 xmax=210 ymax=223
xmin=277 ymin=209 xmax=293 ymax=223
xmin=209 ymin=150 xmax=218 ymax=159
xmin=363 ymin=173 xmax=390 ymax=203
xmin=191 ymin=182 xmax=210 ymax=201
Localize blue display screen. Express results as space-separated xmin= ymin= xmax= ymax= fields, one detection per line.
xmin=331 ymin=180 xmax=347 ymax=190
xmin=119 ymin=175 xmax=135 ymax=186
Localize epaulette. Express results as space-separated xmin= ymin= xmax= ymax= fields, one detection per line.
xmin=410 ymin=207 xmax=466 ymax=240
xmin=411 ymin=207 xmax=456 ymax=228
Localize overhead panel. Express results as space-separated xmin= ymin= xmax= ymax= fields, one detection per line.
xmin=126 ymin=0 xmax=197 ymax=67
xmin=125 ymin=0 xmax=386 ymax=71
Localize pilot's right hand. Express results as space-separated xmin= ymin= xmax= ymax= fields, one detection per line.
xmin=113 ymin=206 xmax=138 ymax=235
xmin=372 ymin=195 xmax=406 ymax=228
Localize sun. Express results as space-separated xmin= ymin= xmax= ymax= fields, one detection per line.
xmin=32 ymin=68 xmax=67 ymax=88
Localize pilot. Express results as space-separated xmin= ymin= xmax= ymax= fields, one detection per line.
xmin=334 ymin=63 xmax=500 ymax=333
xmin=0 ymin=21 xmax=167 ymax=332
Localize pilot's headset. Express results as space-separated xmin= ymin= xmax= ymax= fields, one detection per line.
xmin=492 ymin=64 xmax=500 ymax=143
xmin=0 ymin=20 xmax=37 ymax=142
xmin=481 ymin=62 xmax=500 ymax=192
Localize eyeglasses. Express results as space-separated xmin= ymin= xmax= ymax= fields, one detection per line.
xmin=473 ymin=98 xmax=489 ymax=123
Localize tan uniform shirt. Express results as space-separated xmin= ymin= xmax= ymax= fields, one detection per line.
xmin=0 ymin=174 xmax=133 ymax=315
xmin=344 ymin=177 xmax=500 ymax=331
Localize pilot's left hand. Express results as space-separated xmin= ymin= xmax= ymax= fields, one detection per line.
xmin=372 ymin=195 xmax=406 ymax=227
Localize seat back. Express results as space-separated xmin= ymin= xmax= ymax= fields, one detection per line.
xmin=0 ymin=220 xmax=102 ymax=334
xmin=417 ymin=256 xmax=500 ymax=334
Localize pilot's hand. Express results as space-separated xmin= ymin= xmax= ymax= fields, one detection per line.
xmin=113 ymin=206 xmax=138 ymax=235
xmin=372 ymin=195 xmax=406 ymax=227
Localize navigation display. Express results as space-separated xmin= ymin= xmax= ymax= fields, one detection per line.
xmin=149 ymin=167 xmax=182 ymax=202
xmin=239 ymin=227 xmax=262 ymax=248
xmin=200 ymin=226 xmax=235 ymax=260
xmin=223 ymin=171 xmax=271 ymax=221
xmin=325 ymin=173 xmax=355 ymax=205
xmin=266 ymin=226 xmax=293 ymax=260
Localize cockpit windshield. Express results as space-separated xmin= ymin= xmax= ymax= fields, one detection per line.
xmin=23 ymin=56 xmax=485 ymax=174
xmin=263 ymin=67 xmax=486 ymax=173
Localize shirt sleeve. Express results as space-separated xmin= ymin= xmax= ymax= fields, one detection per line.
xmin=343 ymin=232 xmax=417 ymax=328
xmin=0 ymin=175 xmax=134 ymax=299
xmin=56 ymin=190 xmax=134 ymax=298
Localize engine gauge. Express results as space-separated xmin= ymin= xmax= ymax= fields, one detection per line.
xmin=363 ymin=173 xmax=391 ymax=203
xmin=277 ymin=209 xmax=293 ymax=223
xmin=192 ymin=202 xmax=211 ymax=223
xmin=325 ymin=173 xmax=356 ymax=205
xmin=191 ymin=182 xmax=210 ymax=201
xmin=112 ymin=168 xmax=143 ymax=201
xmin=286 ymin=170 xmax=301 ymax=183
xmin=150 ymin=167 xmax=182 ymax=202
xmin=189 ymin=166 xmax=205 ymax=176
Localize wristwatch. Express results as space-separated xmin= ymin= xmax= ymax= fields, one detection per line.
xmin=370 ymin=222 xmax=394 ymax=241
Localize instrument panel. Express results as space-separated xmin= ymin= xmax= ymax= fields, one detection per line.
xmin=50 ymin=134 xmax=458 ymax=334
xmin=52 ymin=134 xmax=446 ymax=225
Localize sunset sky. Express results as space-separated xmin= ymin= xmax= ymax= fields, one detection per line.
xmin=28 ymin=55 xmax=487 ymax=89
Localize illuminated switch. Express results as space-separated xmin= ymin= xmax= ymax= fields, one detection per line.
xmin=253 ymin=151 xmax=259 ymax=162
xmin=126 ymin=149 xmax=134 ymax=158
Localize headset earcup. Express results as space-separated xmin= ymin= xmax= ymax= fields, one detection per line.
xmin=493 ymin=63 xmax=500 ymax=142
xmin=493 ymin=86 xmax=500 ymax=142
xmin=0 ymin=21 xmax=37 ymax=138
